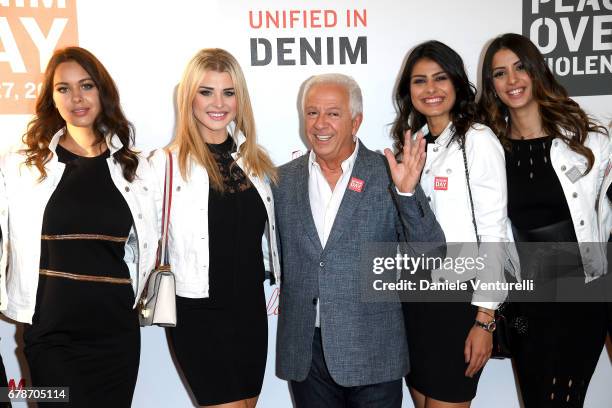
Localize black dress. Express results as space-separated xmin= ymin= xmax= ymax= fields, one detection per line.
xmin=402 ymin=132 xmax=482 ymax=403
xmin=168 ymin=136 xmax=268 ymax=406
xmin=23 ymin=144 xmax=140 ymax=408
xmin=506 ymin=137 xmax=607 ymax=408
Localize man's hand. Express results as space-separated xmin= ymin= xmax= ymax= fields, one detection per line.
xmin=383 ymin=130 xmax=426 ymax=194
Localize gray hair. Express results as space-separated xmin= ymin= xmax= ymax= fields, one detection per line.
xmin=301 ymin=73 xmax=363 ymax=118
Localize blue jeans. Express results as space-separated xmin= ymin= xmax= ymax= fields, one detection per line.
xmin=289 ymin=328 xmax=402 ymax=408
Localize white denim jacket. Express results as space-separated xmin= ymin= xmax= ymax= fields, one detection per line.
xmin=549 ymin=131 xmax=611 ymax=280
xmin=0 ymin=128 xmax=160 ymax=323
xmin=599 ymin=157 xmax=612 ymax=241
xmin=418 ymin=122 xmax=514 ymax=309
xmin=148 ymin=125 xmax=281 ymax=298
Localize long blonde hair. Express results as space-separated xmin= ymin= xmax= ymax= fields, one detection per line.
xmin=171 ymin=48 xmax=276 ymax=191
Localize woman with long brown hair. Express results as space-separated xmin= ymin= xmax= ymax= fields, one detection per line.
xmin=149 ymin=48 xmax=279 ymax=408
xmin=479 ymin=33 xmax=610 ymax=407
xmin=0 ymin=46 xmax=158 ymax=407
xmin=391 ymin=40 xmax=513 ymax=408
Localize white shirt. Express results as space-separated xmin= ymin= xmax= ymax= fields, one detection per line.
xmin=308 ymin=140 xmax=359 ymax=326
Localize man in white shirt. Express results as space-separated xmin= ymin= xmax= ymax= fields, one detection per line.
xmin=273 ymin=73 xmax=444 ymax=407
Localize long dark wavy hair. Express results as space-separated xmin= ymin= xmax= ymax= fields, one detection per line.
xmin=391 ymin=40 xmax=478 ymax=154
xmin=478 ymin=33 xmax=606 ymax=173
xmin=23 ymin=46 xmax=139 ymax=181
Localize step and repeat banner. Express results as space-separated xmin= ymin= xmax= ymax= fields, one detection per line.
xmin=1 ymin=1 xmax=611 ymax=407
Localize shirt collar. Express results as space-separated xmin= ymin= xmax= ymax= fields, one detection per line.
xmin=227 ymin=121 xmax=246 ymax=149
xmin=418 ymin=121 xmax=454 ymax=145
xmin=48 ymin=127 xmax=124 ymax=155
xmin=308 ymin=138 xmax=360 ymax=174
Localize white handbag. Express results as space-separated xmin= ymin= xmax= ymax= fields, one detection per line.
xmin=138 ymin=150 xmax=177 ymax=327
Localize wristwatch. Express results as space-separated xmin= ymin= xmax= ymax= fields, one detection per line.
xmin=474 ymin=319 xmax=496 ymax=333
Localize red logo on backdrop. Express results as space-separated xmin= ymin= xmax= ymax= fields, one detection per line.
xmin=0 ymin=1 xmax=79 ymax=114
xmin=434 ymin=177 xmax=448 ymax=190
xmin=8 ymin=378 xmax=26 ymax=390
xmin=266 ymin=287 xmax=279 ymax=316
xmin=348 ymin=177 xmax=364 ymax=192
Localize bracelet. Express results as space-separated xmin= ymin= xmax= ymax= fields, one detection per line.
xmin=477 ymin=309 xmax=494 ymax=319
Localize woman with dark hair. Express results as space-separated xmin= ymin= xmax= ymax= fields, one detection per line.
xmin=478 ymin=33 xmax=610 ymax=408
xmin=390 ymin=40 xmax=514 ymax=408
xmin=0 ymin=46 xmax=158 ymax=407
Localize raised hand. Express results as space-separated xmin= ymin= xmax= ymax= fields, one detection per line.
xmin=383 ymin=130 xmax=426 ymax=194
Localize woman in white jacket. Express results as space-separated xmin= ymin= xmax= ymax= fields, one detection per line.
xmin=390 ymin=40 xmax=512 ymax=408
xmin=149 ymin=48 xmax=279 ymax=408
xmin=479 ymin=33 xmax=610 ymax=408
xmin=0 ymin=47 xmax=159 ymax=407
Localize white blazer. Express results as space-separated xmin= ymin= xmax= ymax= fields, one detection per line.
xmin=418 ymin=122 xmax=513 ymax=309
xmin=0 ymin=128 xmax=160 ymax=323
xmin=148 ymin=125 xmax=281 ymax=298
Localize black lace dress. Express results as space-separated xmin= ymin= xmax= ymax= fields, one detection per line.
xmin=168 ymin=136 xmax=268 ymax=405
xmin=506 ymin=137 xmax=607 ymax=408
xmin=23 ymin=144 xmax=140 ymax=408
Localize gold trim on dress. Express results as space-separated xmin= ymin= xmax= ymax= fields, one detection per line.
xmin=39 ymin=269 xmax=132 ymax=285
xmin=41 ymin=234 xmax=128 ymax=243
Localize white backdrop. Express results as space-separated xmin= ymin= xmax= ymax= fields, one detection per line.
xmin=0 ymin=1 xmax=611 ymax=407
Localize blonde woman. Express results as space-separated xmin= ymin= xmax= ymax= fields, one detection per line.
xmin=149 ymin=48 xmax=280 ymax=408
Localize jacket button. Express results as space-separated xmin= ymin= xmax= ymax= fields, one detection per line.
xmin=138 ymin=213 xmax=143 ymax=219
xmin=580 ymin=220 xmax=584 ymax=226
xmin=433 ymin=147 xmax=439 ymax=152
xmin=427 ymin=196 xmax=431 ymax=202
xmin=272 ymin=225 xmax=275 ymax=230
xmin=446 ymin=168 xmax=452 ymax=174
xmin=319 ymin=261 xmax=325 ymax=267
xmin=125 ymin=186 xmax=130 ymax=192
xmin=561 ymin=165 xmax=567 ymax=171
xmin=143 ymin=186 xmax=148 ymax=192
xmin=267 ymin=196 xmax=271 ymax=202
xmin=438 ymin=277 xmax=446 ymax=283
xmin=572 ymin=192 xmax=578 ymax=198
xmin=425 ymin=169 xmax=430 ymax=174
xmin=312 ymin=298 xmax=317 ymax=305
xmin=176 ymin=186 xmax=181 ymax=191
xmin=143 ymin=243 xmax=148 ymax=249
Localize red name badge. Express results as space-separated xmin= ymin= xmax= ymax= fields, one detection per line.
xmin=434 ymin=177 xmax=448 ymax=190
xmin=348 ymin=177 xmax=365 ymax=192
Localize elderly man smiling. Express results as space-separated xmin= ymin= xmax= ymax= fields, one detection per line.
xmin=272 ymin=73 xmax=444 ymax=407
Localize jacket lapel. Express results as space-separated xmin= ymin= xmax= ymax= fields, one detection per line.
xmin=323 ymin=143 xmax=372 ymax=253
xmin=295 ymin=156 xmax=324 ymax=252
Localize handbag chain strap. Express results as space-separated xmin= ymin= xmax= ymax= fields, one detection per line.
xmin=460 ymin=137 xmax=480 ymax=246
xmin=156 ymin=150 xmax=173 ymax=267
